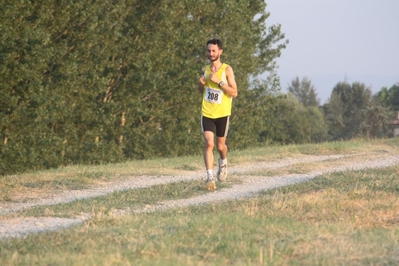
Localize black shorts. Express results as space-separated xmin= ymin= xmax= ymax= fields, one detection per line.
xmin=201 ymin=115 xmax=230 ymax=137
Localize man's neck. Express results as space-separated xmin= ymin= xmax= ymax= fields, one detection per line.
xmin=210 ymin=61 xmax=222 ymax=72
xmin=211 ymin=61 xmax=222 ymax=67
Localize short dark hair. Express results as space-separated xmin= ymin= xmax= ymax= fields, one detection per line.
xmin=207 ymin=39 xmax=223 ymax=50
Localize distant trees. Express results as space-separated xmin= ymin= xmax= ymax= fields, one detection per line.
xmin=323 ymin=82 xmax=390 ymax=139
xmin=287 ymin=76 xmax=320 ymax=107
xmin=264 ymin=94 xmax=327 ymax=144
xmin=377 ymin=83 xmax=399 ymax=113
xmin=285 ymin=77 xmax=393 ymax=141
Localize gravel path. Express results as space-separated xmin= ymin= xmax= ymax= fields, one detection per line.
xmin=1 ymin=153 xmax=398 ymax=240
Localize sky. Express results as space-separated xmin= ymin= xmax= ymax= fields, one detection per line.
xmin=263 ymin=0 xmax=399 ymax=104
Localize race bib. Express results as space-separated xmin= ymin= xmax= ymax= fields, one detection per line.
xmin=204 ymin=87 xmax=223 ymax=104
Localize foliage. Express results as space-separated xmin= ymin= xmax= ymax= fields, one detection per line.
xmin=257 ymin=94 xmax=328 ymax=144
xmin=377 ymin=83 xmax=399 ymax=111
xmin=287 ymin=76 xmax=320 ymax=107
xmin=323 ymin=82 xmax=391 ymax=140
xmin=0 ymin=0 xmax=287 ymax=175
xmin=229 ymin=72 xmax=282 ymax=149
xmin=377 ymin=83 xmax=399 ymax=122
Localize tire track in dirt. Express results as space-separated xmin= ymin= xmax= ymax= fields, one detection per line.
xmin=1 ymin=153 xmax=398 ymax=240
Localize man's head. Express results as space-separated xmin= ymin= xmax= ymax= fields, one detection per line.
xmin=207 ymin=39 xmax=223 ymax=50
xmin=207 ymin=39 xmax=223 ymax=62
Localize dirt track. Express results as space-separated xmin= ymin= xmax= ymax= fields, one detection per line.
xmin=1 ymin=152 xmax=399 ymax=240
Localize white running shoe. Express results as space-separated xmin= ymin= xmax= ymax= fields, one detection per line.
xmin=217 ymin=163 xmax=227 ymax=181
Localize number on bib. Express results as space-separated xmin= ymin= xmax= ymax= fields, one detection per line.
xmin=205 ymin=87 xmax=223 ymax=104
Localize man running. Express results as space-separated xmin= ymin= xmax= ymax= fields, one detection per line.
xmin=198 ymin=39 xmax=238 ymax=190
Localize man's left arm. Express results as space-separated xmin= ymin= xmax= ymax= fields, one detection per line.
xmin=220 ymin=66 xmax=238 ymax=98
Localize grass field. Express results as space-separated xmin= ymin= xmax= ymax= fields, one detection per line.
xmin=1 ymin=138 xmax=399 ymax=265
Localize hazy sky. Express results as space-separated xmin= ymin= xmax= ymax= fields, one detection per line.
xmin=264 ymin=0 xmax=399 ymax=103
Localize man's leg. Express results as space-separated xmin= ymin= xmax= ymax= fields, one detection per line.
xmin=215 ymin=116 xmax=229 ymax=181
xmin=203 ymin=131 xmax=216 ymax=190
xmin=203 ymin=131 xmax=215 ymax=172
xmin=217 ymin=136 xmax=227 ymax=160
xmin=216 ymin=136 xmax=228 ymax=181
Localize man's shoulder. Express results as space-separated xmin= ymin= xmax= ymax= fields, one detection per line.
xmin=221 ymin=63 xmax=231 ymax=70
xmin=223 ymin=64 xmax=234 ymax=73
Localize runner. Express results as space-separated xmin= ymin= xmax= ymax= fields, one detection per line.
xmin=198 ymin=39 xmax=238 ymax=190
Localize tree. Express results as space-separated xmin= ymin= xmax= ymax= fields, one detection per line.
xmin=0 ymin=0 xmax=287 ymax=175
xmin=378 ymin=83 xmax=399 ymax=109
xmin=359 ymin=97 xmax=391 ymax=138
xmin=229 ymin=74 xmax=282 ymax=148
xmin=323 ymin=81 xmax=390 ymax=140
xmin=255 ymin=94 xmax=327 ymax=145
xmin=377 ymin=83 xmax=399 ymax=118
xmin=323 ymin=91 xmax=345 ymax=140
xmin=283 ymin=94 xmax=327 ymax=143
xmin=287 ymin=76 xmax=320 ymax=107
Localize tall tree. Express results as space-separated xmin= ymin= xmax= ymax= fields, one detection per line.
xmin=377 ymin=83 xmax=399 ymax=113
xmin=287 ymin=76 xmax=320 ymax=107
xmin=0 ymin=0 xmax=287 ymax=175
xmin=262 ymin=94 xmax=327 ymax=144
xmin=323 ymin=81 xmax=390 ymax=140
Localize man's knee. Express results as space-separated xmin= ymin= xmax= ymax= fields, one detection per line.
xmin=217 ymin=143 xmax=227 ymax=153
xmin=204 ymin=140 xmax=214 ymax=150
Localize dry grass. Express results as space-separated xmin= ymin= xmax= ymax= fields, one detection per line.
xmin=2 ymin=138 xmax=397 ymax=203
xmin=263 ymin=188 xmax=399 ymax=229
xmin=1 ymin=138 xmax=399 ymax=265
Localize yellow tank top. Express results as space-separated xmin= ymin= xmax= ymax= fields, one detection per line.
xmin=201 ymin=63 xmax=233 ymax=118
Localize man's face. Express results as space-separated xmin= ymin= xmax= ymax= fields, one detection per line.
xmin=207 ymin=44 xmax=222 ymax=62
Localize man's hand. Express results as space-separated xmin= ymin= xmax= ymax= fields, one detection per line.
xmin=199 ymin=75 xmax=206 ymax=86
xmin=208 ymin=73 xmax=221 ymax=85
xmin=198 ymin=74 xmax=206 ymax=94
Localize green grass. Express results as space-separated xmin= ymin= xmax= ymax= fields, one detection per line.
xmin=1 ymin=138 xmax=399 ymax=265
xmin=16 ymin=178 xmax=240 ymax=219
xmin=1 ymin=138 xmax=395 ymax=197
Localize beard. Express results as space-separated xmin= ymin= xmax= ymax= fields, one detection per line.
xmin=208 ymin=55 xmax=219 ymax=62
